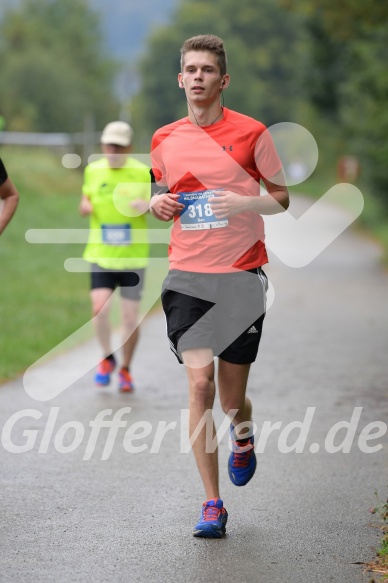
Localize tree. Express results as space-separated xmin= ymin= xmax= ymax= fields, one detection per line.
xmin=131 ymin=0 xmax=306 ymax=142
xmin=340 ymin=28 xmax=388 ymax=202
xmin=282 ymin=0 xmax=388 ymax=205
xmin=281 ymin=0 xmax=388 ymax=41
xmin=0 ymin=0 xmax=119 ymax=132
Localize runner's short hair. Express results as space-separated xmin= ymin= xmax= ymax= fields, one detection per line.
xmin=180 ymin=34 xmax=227 ymax=77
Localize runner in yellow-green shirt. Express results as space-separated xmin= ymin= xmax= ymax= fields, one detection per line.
xmin=80 ymin=121 xmax=150 ymax=391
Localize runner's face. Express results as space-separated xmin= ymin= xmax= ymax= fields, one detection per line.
xmin=102 ymin=144 xmax=130 ymax=168
xmin=180 ymin=51 xmax=224 ymax=105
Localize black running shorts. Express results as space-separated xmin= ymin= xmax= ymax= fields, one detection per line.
xmin=90 ymin=264 xmax=145 ymax=301
xmin=161 ymin=268 xmax=268 ymax=365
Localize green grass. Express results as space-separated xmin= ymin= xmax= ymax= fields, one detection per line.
xmin=374 ymin=531 xmax=388 ymax=581
xmin=378 ymin=536 xmax=388 ymax=559
xmin=368 ymin=490 xmax=388 ymax=580
xmin=0 ymin=146 xmax=169 ymax=381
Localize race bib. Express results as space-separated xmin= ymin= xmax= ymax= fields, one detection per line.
xmin=101 ymin=224 xmax=131 ymax=245
xmin=178 ymin=190 xmax=228 ymax=231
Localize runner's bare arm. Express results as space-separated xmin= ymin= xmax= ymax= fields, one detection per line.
xmin=79 ymin=194 xmax=93 ymax=216
xmin=0 ymin=177 xmax=19 ymax=235
xmin=149 ymin=168 xmax=184 ymax=221
xmin=130 ymin=199 xmax=150 ymax=214
xmin=149 ymin=192 xmax=185 ymax=222
xmin=209 ymin=170 xmax=289 ymax=218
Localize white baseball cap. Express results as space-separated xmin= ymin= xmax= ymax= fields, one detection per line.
xmin=101 ymin=121 xmax=133 ymax=146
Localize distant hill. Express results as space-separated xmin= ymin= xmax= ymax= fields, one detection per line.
xmin=90 ymin=0 xmax=177 ymax=61
xmin=0 ymin=0 xmax=178 ymax=61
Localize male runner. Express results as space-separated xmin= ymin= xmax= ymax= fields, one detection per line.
xmin=150 ymin=34 xmax=289 ymax=537
xmin=0 ymin=158 xmax=19 ymax=235
xmin=80 ymin=121 xmax=150 ymax=392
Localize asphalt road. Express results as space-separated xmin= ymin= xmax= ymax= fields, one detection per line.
xmin=1 ymin=195 xmax=387 ymax=583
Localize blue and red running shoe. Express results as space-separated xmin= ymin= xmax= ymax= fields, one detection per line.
xmin=118 ymin=367 xmax=134 ymax=392
xmin=228 ymin=424 xmax=256 ymax=486
xmin=95 ymin=357 xmax=116 ymax=386
xmin=193 ymin=498 xmax=228 ymax=538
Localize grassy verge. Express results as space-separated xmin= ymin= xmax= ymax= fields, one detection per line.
xmin=0 ymin=146 xmax=169 ymax=382
xmin=366 ymin=490 xmax=388 ymax=581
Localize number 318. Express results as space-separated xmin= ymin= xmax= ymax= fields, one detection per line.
xmin=188 ymin=203 xmax=213 ymax=218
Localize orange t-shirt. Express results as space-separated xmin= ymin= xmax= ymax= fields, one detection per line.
xmin=151 ymin=107 xmax=282 ymax=273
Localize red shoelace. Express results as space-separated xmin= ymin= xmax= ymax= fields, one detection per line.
xmin=203 ymin=505 xmax=222 ymax=521
xmin=231 ymin=442 xmax=253 ymax=467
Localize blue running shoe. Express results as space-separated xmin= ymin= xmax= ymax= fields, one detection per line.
xmin=193 ymin=498 xmax=228 ymax=538
xmin=228 ymin=424 xmax=256 ymax=486
xmin=95 ymin=357 xmax=116 ymax=386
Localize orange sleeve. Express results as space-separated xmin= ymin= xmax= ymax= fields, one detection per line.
xmin=150 ymin=131 xmax=166 ymax=185
xmin=254 ymin=128 xmax=283 ymax=180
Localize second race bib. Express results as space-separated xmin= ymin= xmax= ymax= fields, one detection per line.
xmin=101 ymin=224 xmax=131 ymax=245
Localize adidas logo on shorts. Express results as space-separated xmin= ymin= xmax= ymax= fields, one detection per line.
xmin=247 ymin=325 xmax=258 ymax=334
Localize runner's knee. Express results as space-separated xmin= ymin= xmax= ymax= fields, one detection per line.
xmin=189 ymin=377 xmax=216 ymax=409
xmin=220 ymin=394 xmax=245 ymax=416
xmin=92 ymin=299 xmax=110 ymax=318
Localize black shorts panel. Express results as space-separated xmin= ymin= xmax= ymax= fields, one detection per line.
xmin=161 ymin=268 xmax=268 ymax=364
xmin=90 ymin=264 xmax=145 ymax=301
